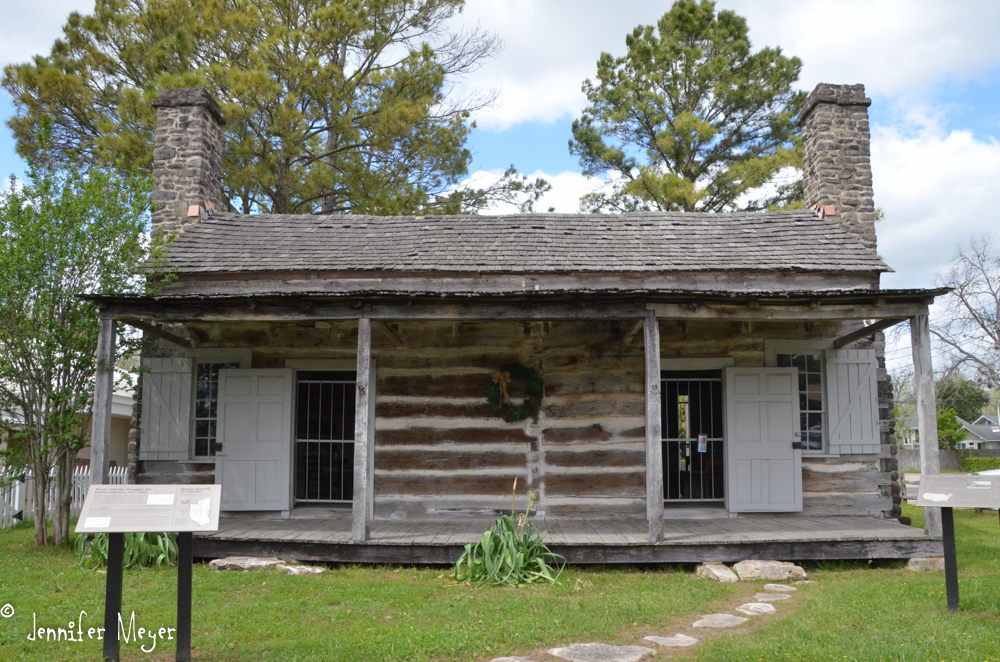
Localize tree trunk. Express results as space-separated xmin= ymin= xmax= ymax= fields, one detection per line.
xmin=52 ymin=451 xmax=76 ymax=545
xmin=31 ymin=459 xmax=48 ymax=547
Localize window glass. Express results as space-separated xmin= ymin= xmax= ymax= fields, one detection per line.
xmin=194 ymin=362 xmax=240 ymax=457
xmin=777 ymin=353 xmax=824 ymax=452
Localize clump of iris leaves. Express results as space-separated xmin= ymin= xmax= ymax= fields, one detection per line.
xmin=75 ymin=532 xmax=178 ymax=569
xmin=453 ymin=481 xmax=564 ymax=587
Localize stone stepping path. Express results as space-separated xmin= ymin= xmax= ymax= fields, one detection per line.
xmin=735 ymin=602 xmax=777 ymax=616
xmin=548 ymin=643 xmax=655 ymax=662
xmin=754 ymin=592 xmax=791 ymax=602
xmin=489 ymin=560 xmax=813 ymax=662
xmin=644 ymin=633 xmax=700 ymax=648
xmin=692 ymin=613 xmax=748 ymax=628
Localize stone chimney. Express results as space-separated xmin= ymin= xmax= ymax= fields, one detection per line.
xmin=150 ymin=88 xmax=225 ymax=236
xmin=799 ymin=83 xmax=876 ymax=251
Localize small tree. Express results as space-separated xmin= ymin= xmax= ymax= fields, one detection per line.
xmin=569 ymin=0 xmax=804 ymax=213
xmin=932 ymin=234 xmax=1000 ymax=389
xmin=0 ymin=149 xmax=150 ymax=546
xmin=936 ymin=376 xmax=988 ymax=423
xmin=936 ymin=408 xmax=966 ymax=450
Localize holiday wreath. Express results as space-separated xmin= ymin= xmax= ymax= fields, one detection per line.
xmin=487 ymin=364 xmax=543 ymax=423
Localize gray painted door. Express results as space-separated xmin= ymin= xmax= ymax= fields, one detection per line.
xmin=216 ymin=369 xmax=294 ymax=511
xmin=725 ymin=367 xmax=802 ymax=512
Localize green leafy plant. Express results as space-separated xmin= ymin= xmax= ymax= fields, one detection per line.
xmin=962 ymin=457 xmax=1000 ymax=473
xmin=937 ymin=407 xmax=967 ymax=449
xmin=75 ymin=532 xmax=178 ymax=569
xmin=453 ymin=480 xmax=563 ymax=587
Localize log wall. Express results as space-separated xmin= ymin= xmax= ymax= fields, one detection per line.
xmin=372 ymin=320 xmax=646 ymax=519
xmin=136 ymin=315 xmax=898 ymax=521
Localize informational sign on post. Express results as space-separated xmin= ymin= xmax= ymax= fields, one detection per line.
xmin=75 ymin=485 xmax=221 ymax=534
xmin=75 ymin=484 xmax=220 ymax=662
xmin=916 ymin=474 xmax=998 ymax=613
xmin=915 ymin=475 xmax=1000 ymax=510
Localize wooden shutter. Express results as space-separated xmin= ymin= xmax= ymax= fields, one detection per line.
xmin=140 ymin=357 xmax=193 ymax=460
xmin=824 ymin=349 xmax=881 ymax=455
xmin=725 ymin=367 xmax=802 ymax=512
xmin=216 ymin=369 xmax=294 ymax=511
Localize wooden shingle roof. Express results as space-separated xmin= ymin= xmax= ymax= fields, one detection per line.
xmin=163 ymin=210 xmax=891 ymax=274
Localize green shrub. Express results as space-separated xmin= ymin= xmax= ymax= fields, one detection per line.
xmin=74 ymin=532 xmax=178 ymax=569
xmin=961 ymin=457 xmax=1000 ymax=473
xmin=454 ymin=488 xmax=563 ymax=587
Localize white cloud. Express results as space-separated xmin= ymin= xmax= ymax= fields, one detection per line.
xmin=873 ymin=122 xmax=1000 ymax=289
xmin=461 ymin=168 xmax=603 ymax=214
xmin=733 ymin=0 xmax=1000 ymax=96
xmin=0 ymin=0 xmax=93 ymax=67
xmin=453 ymin=0 xmax=1000 ymax=130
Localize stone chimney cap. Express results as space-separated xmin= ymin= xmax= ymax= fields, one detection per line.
xmin=799 ymin=83 xmax=871 ymax=126
xmin=152 ymin=88 xmax=226 ymax=126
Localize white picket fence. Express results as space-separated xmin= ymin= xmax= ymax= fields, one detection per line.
xmin=0 ymin=465 xmax=127 ymax=529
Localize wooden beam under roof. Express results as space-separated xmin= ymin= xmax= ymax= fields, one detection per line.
xmin=832 ymin=317 xmax=907 ymax=348
xmin=120 ymin=318 xmax=194 ymax=348
xmin=373 ymin=320 xmax=404 ymax=348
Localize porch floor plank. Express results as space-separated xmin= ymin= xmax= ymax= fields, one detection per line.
xmin=194 ymin=513 xmax=941 ymax=563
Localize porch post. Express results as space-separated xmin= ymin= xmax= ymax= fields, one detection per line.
xmin=352 ymin=318 xmax=375 ymax=541
xmin=91 ymin=316 xmax=116 ymax=486
xmin=644 ymin=312 xmax=664 ymax=542
xmin=910 ymin=312 xmax=942 ymax=537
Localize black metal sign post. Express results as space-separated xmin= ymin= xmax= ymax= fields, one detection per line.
xmin=177 ymin=532 xmax=193 ymax=662
xmin=941 ymin=507 xmax=959 ymax=612
xmin=100 ymin=532 xmax=194 ymax=662
xmin=103 ymin=533 xmax=124 ymax=662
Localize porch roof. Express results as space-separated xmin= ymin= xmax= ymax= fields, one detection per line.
xmin=85 ymin=286 xmax=948 ymax=324
xmin=159 ymin=210 xmax=891 ymax=275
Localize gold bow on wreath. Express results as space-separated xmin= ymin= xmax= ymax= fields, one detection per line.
xmin=491 ymin=369 xmax=512 ymax=405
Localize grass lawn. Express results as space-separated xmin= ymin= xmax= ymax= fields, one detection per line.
xmin=0 ymin=505 xmax=996 ymax=661
xmin=693 ymin=504 xmax=1000 ymax=662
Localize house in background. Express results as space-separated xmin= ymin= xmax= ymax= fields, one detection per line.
xmin=75 ymin=390 xmax=135 ymax=469
xmin=1 ymin=390 xmax=133 ymax=469
xmin=956 ymin=414 xmax=1000 ymax=451
xmin=85 ymin=83 xmax=946 ymax=564
xmin=897 ymin=416 xmax=919 ymax=448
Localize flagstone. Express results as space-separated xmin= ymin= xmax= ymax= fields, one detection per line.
xmin=692 ymin=613 xmax=748 ymax=628
xmin=735 ymin=603 xmax=777 ymax=616
xmin=644 ymin=634 xmax=700 ymax=648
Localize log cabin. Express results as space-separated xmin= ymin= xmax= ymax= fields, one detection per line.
xmin=86 ymin=83 xmax=947 ymax=564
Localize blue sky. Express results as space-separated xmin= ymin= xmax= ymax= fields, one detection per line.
xmin=2 ymin=0 xmax=1000 ymax=309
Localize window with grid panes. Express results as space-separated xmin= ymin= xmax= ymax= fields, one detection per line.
xmin=776 ymin=353 xmax=824 ymax=451
xmin=194 ymin=362 xmax=240 ymax=457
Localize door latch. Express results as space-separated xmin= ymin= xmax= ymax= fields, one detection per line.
xmin=791 ymin=441 xmax=802 ymax=450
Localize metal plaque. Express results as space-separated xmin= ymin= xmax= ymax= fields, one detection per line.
xmin=915 ymin=474 xmax=1000 ymax=509
xmin=74 ymin=484 xmax=222 ymax=534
